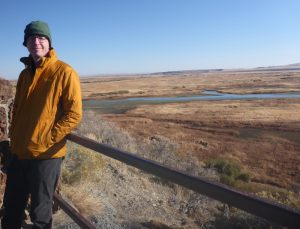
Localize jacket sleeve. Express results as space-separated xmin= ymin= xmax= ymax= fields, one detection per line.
xmin=50 ymin=69 xmax=82 ymax=145
xmin=9 ymin=74 xmax=24 ymax=138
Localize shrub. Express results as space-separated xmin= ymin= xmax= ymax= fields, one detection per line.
xmin=220 ymin=175 xmax=236 ymax=186
xmin=77 ymin=111 xmax=204 ymax=176
xmin=205 ymin=159 xmax=251 ymax=186
xmin=76 ymin=110 xmax=139 ymax=153
xmin=59 ymin=141 xmax=106 ymax=221
xmin=237 ymin=173 xmax=250 ymax=182
xmin=62 ymin=142 xmax=106 ymax=185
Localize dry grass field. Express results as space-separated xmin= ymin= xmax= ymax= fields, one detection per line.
xmin=50 ymin=70 xmax=300 ymax=228
xmin=81 ymin=70 xmax=300 ymax=99
xmin=81 ymin=70 xmax=300 ymax=191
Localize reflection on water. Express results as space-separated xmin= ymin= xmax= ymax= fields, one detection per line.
xmin=126 ymin=90 xmax=300 ymax=101
xmin=83 ymin=90 xmax=300 ymax=114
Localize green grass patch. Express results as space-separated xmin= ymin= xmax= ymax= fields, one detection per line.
xmin=205 ymin=158 xmax=250 ymax=186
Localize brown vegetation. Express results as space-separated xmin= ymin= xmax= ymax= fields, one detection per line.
xmin=81 ymin=70 xmax=300 ymax=100
xmin=82 ymin=70 xmax=300 ymax=191
xmin=56 ymin=111 xmax=282 ymax=228
xmin=60 ymin=69 xmax=300 ymax=227
xmin=103 ymin=98 xmax=300 ymax=189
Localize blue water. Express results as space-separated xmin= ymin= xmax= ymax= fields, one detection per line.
xmin=127 ymin=90 xmax=300 ymax=101
xmin=83 ymin=90 xmax=300 ymax=114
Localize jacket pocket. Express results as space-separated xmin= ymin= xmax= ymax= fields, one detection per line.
xmin=28 ymin=117 xmax=54 ymax=153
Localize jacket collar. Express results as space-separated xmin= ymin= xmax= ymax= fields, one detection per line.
xmin=20 ymin=49 xmax=57 ymax=69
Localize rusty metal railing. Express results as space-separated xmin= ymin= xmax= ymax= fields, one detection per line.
xmin=53 ymin=193 xmax=96 ymax=229
xmin=64 ymin=133 xmax=300 ymax=229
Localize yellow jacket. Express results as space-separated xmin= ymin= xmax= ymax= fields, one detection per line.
xmin=10 ymin=49 xmax=82 ymax=159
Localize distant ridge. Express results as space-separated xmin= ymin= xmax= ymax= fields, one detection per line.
xmin=255 ymin=63 xmax=300 ymax=69
xmin=78 ymin=62 xmax=300 ymax=78
xmin=148 ymin=63 xmax=300 ymax=76
xmin=150 ymin=69 xmax=223 ymax=76
xmin=285 ymin=63 xmax=300 ymax=67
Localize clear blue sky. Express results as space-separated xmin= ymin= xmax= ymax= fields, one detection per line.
xmin=1 ymin=0 xmax=300 ymax=79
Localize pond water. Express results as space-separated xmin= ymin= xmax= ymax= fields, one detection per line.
xmin=83 ymin=90 xmax=300 ymax=114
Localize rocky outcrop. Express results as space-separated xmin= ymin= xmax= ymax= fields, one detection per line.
xmin=0 ymin=77 xmax=14 ymax=140
xmin=0 ymin=77 xmax=13 ymax=196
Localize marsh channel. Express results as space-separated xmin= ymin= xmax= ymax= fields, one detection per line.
xmin=83 ymin=90 xmax=300 ymax=114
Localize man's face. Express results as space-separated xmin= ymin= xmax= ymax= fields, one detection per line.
xmin=26 ymin=35 xmax=50 ymax=61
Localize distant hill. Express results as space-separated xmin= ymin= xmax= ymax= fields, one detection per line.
xmin=254 ymin=63 xmax=300 ymax=70
xmin=148 ymin=63 xmax=300 ymax=76
xmin=284 ymin=63 xmax=300 ymax=67
xmin=150 ymin=69 xmax=223 ymax=76
xmin=3 ymin=62 xmax=300 ymax=80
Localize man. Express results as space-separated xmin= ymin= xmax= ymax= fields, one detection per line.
xmin=2 ymin=21 xmax=82 ymax=228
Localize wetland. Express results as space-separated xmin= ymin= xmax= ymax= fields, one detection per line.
xmin=81 ymin=70 xmax=300 ymax=191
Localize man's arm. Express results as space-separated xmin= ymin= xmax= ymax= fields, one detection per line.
xmin=50 ymin=70 xmax=82 ymax=145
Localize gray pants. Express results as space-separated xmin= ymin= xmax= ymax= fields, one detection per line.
xmin=1 ymin=156 xmax=62 ymax=229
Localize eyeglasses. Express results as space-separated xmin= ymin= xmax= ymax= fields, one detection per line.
xmin=27 ymin=35 xmax=48 ymax=43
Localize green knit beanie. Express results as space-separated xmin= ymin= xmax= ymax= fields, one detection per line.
xmin=23 ymin=21 xmax=52 ymax=47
